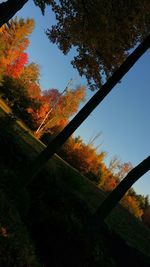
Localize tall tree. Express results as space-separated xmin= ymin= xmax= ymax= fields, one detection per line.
xmin=0 ymin=17 xmax=34 ymax=77
xmin=29 ymin=86 xmax=86 ymax=133
xmin=46 ymin=0 xmax=150 ymax=90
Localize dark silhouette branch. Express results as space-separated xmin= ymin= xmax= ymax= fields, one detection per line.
xmin=21 ymin=34 xmax=150 ymax=187
xmin=0 ymin=0 xmax=28 ymax=27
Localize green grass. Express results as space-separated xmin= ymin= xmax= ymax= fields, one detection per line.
xmin=0 ymin=98 xmax=150 ymax=266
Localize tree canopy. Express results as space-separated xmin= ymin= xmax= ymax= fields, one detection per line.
xmin=45 ymin=0 xmax=150 ymax=90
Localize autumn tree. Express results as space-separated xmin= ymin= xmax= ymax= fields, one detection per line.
xmin=0 ymin=16 xmax=85 ymax=133
xmin=120 ymin=189 xmax=150 ymax=218
xmin=20 ymin=63 xmax=40 ymax=85
xmin=0 ymin=75 xmax=41 ymax=126
xmin=0 ymin=17 xmax=34 ymax=78
xmin=33 ymin=85 xmax=86 ymax=135
xmin=0 ymin=16 xmax=44 ymax=127
xmin=0 ymin=63 xmax=42 ymax=129
xmin=57 ymin=135 xmax=105 ymax=183
xmin=98 ymin=166 xmax=118 ymax=192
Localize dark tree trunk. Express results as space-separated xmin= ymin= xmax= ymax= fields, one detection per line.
xmin=0 ymin=0 xmax=28 ymax=27
xmin=92 ymin=156 xmax=150 ymax=224
xmin=21 ymin=34 xmax=150 ymax=187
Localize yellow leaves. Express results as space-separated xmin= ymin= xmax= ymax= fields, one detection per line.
xmin=20 ymin=63 xmax=40 ymax=84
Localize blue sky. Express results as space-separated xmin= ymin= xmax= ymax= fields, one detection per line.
xmin=16 ymin=1 xmax=150 ymax=198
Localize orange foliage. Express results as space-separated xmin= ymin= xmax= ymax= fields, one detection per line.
xmin=6 ymin=52 xmax=28 ymax=78
xmin=59 ymin=136 xmax=106 ymax=183
xmin=27 ymin=101 xmax=49 ymax=127
xmin=59 ymin=135 xmax=144 ymax=218
xmin=0 ymin=17 xmax=34 ymax=77
xmin=27 ymin=83 xmax=41 ymax=100
xmin=34 ymin=86 xmax=85 ymax=135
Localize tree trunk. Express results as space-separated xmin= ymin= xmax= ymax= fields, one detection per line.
xmin=0 ymin=0 xmax=28 ymax=27
xmin=22 ymin=34 xmax=150 ymax=187
xmin=92 ymin=156 xmax=150 ymax=224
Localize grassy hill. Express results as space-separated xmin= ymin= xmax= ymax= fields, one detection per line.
xmin=0 ymin=98 xmax=150 ymax=266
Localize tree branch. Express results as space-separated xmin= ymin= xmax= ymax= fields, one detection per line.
xmin=0 ymin=0 xmax=28 ymax=27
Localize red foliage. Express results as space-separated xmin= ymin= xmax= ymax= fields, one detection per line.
xmin=42 ymin=89 xmax=60 ymax=104
xmin=6 ymin=52 xmax=28 ymax=78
